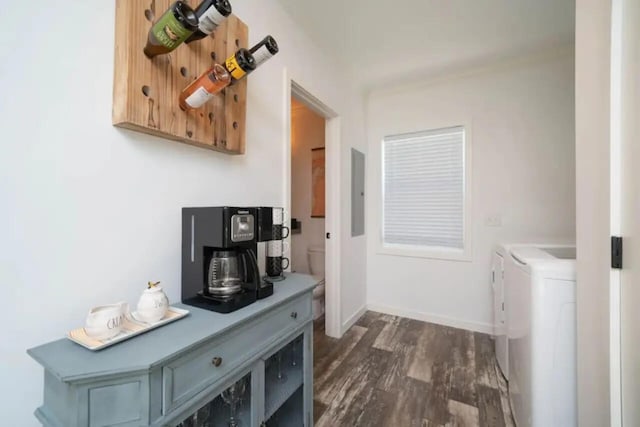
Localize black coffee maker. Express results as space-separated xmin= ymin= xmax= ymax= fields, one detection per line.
xmin=181 ymin=207 xmax=260 ymax=313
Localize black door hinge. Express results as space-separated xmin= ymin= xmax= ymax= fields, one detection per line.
xmin=612 ymin=236 xmax=623 ymax=269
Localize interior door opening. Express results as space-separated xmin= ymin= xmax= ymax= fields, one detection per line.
xmin=284 ymin=73 xmax=341 ymax=338
xmin=290 ymin=98 xmax=327 ymax=326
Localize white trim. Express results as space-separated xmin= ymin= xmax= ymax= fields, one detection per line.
xmin=375 ymin=120 xmax=473 ymax=262
xmin=325 ymin=116 xmax=342 ymax=339
xmin=367 ymin=303 xmax=494 ymax=335
xmin=283 ymin=68 xmax=343 ymax=339
xmin=341 ymin=304 xmax=367 ymax=335
xmin=609 ymin=0 xmax=622 ymax=424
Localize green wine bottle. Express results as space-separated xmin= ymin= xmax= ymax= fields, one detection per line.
xmin=144 ymin=1 xmax=199 ymax=58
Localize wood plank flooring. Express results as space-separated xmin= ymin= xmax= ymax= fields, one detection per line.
xmin=313 ymin=312 xmax=515 ymax=427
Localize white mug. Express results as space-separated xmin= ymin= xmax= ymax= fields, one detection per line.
xmin=272 ymin=208 xmax=289 ymax=225
xmin=267 ymin=239 xmax=290 ymax=256
xmin=84 ymin=302 xmax=128 ymax=341
xmin=272 ymin=208 xmax=284 ymax=225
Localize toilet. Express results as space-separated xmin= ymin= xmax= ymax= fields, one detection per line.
xmin=307 ymin=245 xmax=325 ymax=320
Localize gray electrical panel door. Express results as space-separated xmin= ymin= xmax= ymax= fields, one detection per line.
xmin=351 ymin=148 xmax=365 ymax=236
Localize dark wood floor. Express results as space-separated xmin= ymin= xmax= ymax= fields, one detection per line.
xmin=313 ymin=311 xmax=514 ymax=427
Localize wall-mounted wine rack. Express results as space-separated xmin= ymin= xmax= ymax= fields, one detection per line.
xmin=112 ymin=0 xmax=248 ymax=155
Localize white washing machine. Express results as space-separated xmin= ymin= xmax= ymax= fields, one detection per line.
xmin=505 ymin=245 xmax=576 ymax=427
xmin=493 ymin=243 xmax=559 ymax=380
xmin=492 ymin=246 xmax=508 ymax=379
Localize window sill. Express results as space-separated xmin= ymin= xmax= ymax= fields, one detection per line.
xmin=376 ymin=244 xmax=472 ymax=262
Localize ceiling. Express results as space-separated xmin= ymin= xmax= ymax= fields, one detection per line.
xmin=276 ymin=0 xmax=575 ymax=90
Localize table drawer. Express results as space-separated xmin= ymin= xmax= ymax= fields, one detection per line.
xmin=162 ymin=293 xmax=311 ymax=414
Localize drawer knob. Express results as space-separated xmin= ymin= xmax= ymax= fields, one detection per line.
xmin=290 ymin=311 xmax=298 ymax=319
xmin=211 ymin=357 xmax=223 ymax=367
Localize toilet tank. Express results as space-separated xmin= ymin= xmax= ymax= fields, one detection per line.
xmin=307 ymin=245 xmax=325 ymax=276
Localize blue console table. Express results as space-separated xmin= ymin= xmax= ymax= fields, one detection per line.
xmin=28 ymin=274 xmax=316 ymax=427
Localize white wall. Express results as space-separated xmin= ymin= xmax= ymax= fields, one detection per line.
xmin=340 ymin=99 xmax=369 ymax=328
xmin=0 ymin=0 xmax=366 ymax=424
xmin=366 ymin=50 xmax=576 ymax=332
xmin=290 ymin=103 xmax=325 ymax=274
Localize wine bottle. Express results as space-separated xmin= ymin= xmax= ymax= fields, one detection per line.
xmin=223 ymin=48 xmax=257 ymax=83
xmin=222 ymin=37 xmax=279 ymax=85
xmin=144 ymin=1 xmax=199 ymax=58
xmin=179 ymin=64 xmax=231 ymax=111
xmin=185 ymin=0 xmax=232 ymax=44
xmin=249 ymin=35 xmax=279 ymax=67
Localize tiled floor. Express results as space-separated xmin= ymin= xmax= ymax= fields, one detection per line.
xmin=313 ymin=311 xmax=515 ymax=427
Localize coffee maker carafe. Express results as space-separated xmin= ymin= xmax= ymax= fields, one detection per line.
xmin=182 ymin=207 xmax=260 ymax=313
xmin=208 ymin=250 xmax=243 ymax=295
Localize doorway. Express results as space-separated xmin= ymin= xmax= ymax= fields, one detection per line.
xmin=283 ymin=71 xmax=341 ymax=338
xmin=290 ymin=97 xmax=326 ymax=323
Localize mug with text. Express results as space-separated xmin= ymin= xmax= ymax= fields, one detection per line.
xmin=84 ymin=302 xmax=129 ymax=341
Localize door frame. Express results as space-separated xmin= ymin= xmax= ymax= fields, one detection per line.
xmin=283 ymin=68 xmax=342 ymax=338
xmin=610 ymin=0 xmax=640 ymax=424
xmin=576 ymin=0 xmax=624 ymax=425
xmin=609 ymin=0 xmax=623 ymax=424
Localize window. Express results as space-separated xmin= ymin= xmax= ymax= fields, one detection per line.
xmin=382 ymin=126 xmax=467 ymax=256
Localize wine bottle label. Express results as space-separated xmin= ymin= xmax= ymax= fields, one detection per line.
xmin=225 ymin=55 xmax=247 ymax=80
xmin=152 ymin=10 xmax=194 ymax=49
xmin=185 ymin=86 xmax=213 ymax=108
xmin=198 ymin=6 xmax=227 ymax=34
xmin=252 ymin=45 xmax=274 ymax=66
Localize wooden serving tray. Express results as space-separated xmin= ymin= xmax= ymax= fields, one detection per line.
xmin=67 ymin=306 xmax=189 ymax=351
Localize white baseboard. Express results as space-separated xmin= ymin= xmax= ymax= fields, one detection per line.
xmin=366 ymin=303 xmax=494 ymax=335
xmin=341 ymin=305 xmax=367 ymax=335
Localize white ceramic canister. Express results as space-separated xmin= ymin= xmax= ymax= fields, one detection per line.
xmin=136 ymin=282 xmax=169 ymax=323
xmin=84 ymin=301 xmax=128 ymax=340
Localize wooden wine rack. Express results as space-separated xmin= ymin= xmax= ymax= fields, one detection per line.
xmin=112 ymin=0 xmax=248 ymax=154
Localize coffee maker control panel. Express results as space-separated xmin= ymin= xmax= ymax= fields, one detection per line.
xmin=231 ymin=213 xmax=255 ymax=242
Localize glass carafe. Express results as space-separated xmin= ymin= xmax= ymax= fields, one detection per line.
xmin=208 ymin=250 xmax=242 ymax=295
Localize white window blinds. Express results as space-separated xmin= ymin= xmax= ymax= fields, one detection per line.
xmin=383 ymin=126 xmax=465 ymax=249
